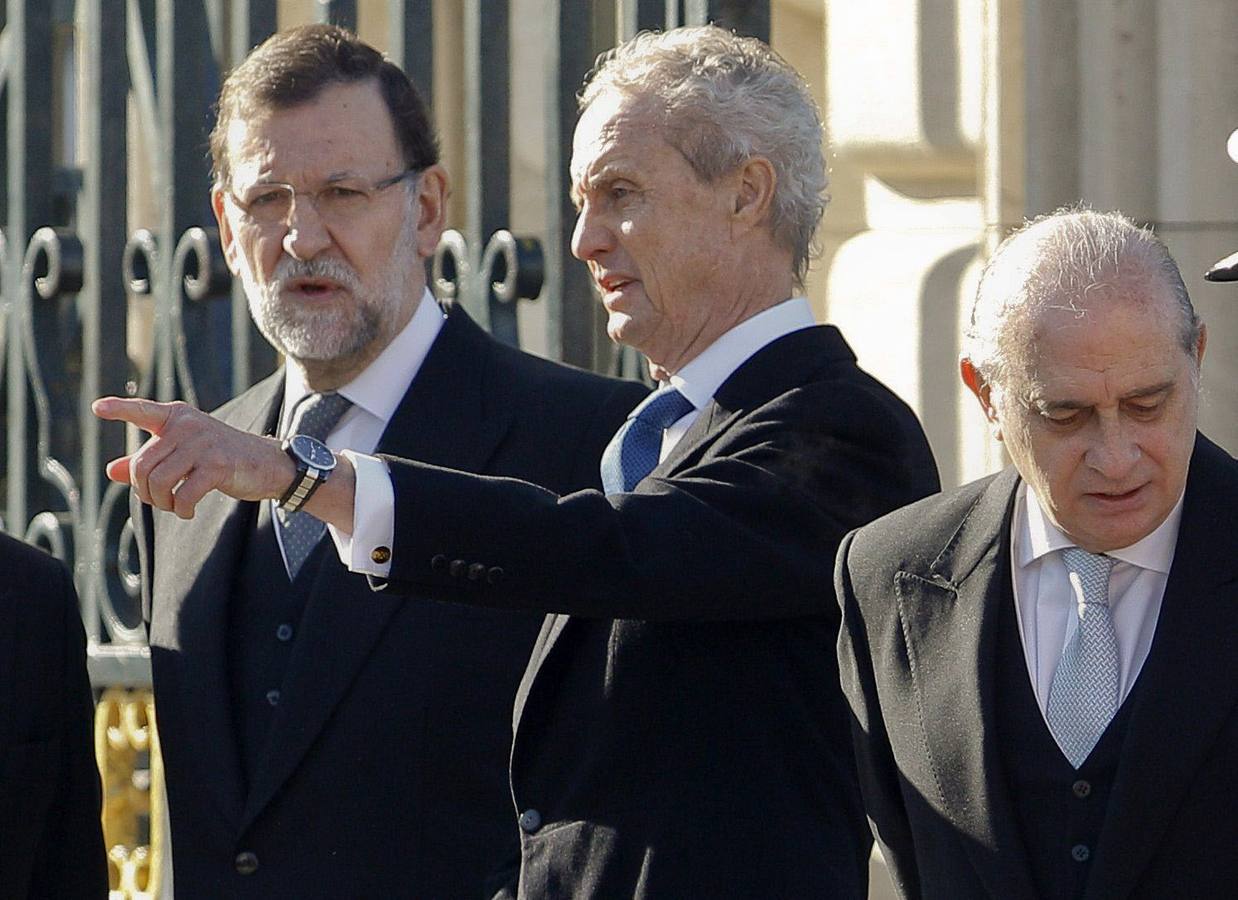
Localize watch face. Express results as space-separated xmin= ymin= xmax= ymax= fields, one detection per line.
xmin=290 ymin=434 xmax=336 ymax=470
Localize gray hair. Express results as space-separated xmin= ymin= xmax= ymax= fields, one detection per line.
xmin=964 ymin=206 xmax=1203 ymax=388
xmin=580 ymin=25 xmax=827 ymax=285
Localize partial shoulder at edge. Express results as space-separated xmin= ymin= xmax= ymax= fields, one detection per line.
xmin=0 ymin=530 xmax=74 ymax=608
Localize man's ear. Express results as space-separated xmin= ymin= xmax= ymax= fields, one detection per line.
xmin=211 ymin=186 xmax=242 ymax=276
xmin=730 ymin=156 xmax=776 ymax=229
xmin=960 ymin=357 xmax=1004 ymax=442
xmin=414 ymin=165 xmax=449 ymax=259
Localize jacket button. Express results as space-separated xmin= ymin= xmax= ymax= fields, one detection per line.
xmin=487 ymin=566 xmax=505 ymax=585
xmin=450 ymin=559 xmax=468 ymax=579
xmin=518 ymin=808 xmax=542 ymax=833
xmin=371 ymin=546 xmax=391 ymax=564
xmin=1071 ymin=844 xmax=1091 ymax=862
xmin=468 ymin=562 xmax=486 ymax=581
xmin=1072 ymin=779 xmax=1092 ymax=799
xmin=235 ymin=850 xmax=259 ymax=875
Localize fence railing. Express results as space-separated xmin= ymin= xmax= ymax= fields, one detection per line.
xmin=0 ymin=1 xmax=768 ymax=894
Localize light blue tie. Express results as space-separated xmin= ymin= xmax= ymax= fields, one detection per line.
xmin=276 ymin=392 xmax=353 ymax=579
xmin=600 ymin=387 xmax=694 ymax=494
xmin=1046 ymin=548 xmax=1119 ymax=768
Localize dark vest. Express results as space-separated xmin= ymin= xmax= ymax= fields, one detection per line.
xmin=996 ymin=587 xmax=1143 ymax=899
xmin=228 ymin=501 xmax=329 ymax=787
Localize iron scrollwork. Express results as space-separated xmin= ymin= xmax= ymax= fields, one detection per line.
xmin=18 ymin=227 xmax=86 ymax=564
xmin=432 ymin=229 xmax=543 ymax=331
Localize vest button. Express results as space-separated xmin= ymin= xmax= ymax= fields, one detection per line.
xmin=276 ymin=623 xmax=293 ymax=642
xmin=518 ymin=808 xmax=542 ymax=833
xmin=1072 ymin=779 xmax=1092 ymax=798
xmin=1071 ymin=844 xmax=1091 ymax=862
xmin=235 ymin=850 xmax=259 ymax=875
xmin=266 ymin=689 xmax=281 ymax=707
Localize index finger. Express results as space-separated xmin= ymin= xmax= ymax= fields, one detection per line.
xmin=92 ymin=396 xmax=177 ymax=434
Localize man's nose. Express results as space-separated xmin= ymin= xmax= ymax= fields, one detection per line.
xmin=282 ymin=200 xmax=333 ymax=261
xmin=570 ymin=202 xmax=613 ymax=263
xmin=1086 ymin=416 xmax=1141 ymax=480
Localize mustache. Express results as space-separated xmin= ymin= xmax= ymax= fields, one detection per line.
xmin=271 ymin=256 xmax=362 ymax=291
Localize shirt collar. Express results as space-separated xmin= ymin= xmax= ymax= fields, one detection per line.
xmin=1016 ymin=480 xmax=1184 ymax=574
xmin=668 ymin=296 xmax=815 ymax=411
xmin=282 ymin=287 xmax=444 ymax=430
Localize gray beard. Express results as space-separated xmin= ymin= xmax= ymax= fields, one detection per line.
xmin=245 ymin=216 xmax=416 ymax=364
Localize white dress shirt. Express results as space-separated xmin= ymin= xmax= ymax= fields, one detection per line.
xmin=1010 ymin=481 xmax=1183 ymax=720
xmin=275 ymin=288 xmax=443 ymax=574
xmin=660 ymin=296 xmax=817 ymax=458
xmin=339 ymin=295 xmax=817 ymax=578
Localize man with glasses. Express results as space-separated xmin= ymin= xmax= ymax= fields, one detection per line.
xmin=119 ymin=24 xmax=644 ymax=898
xmin=101 ymin=26 xmax=939 ymax=897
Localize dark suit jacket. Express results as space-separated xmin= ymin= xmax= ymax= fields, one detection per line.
xmin=134 ymin=305 xmax=646 ymax=899
xmin=836 ymin=434 xmax=1238 ymax=899
xmin=0 ymin=533 xmax=107 ymax=898
xmin=378 ymin=324 xmax=941 ymax=898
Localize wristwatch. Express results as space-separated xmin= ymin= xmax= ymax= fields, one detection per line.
xmin=279 ymin=434 xmax=337 ymax=514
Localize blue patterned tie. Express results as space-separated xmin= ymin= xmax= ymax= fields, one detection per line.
xmin=600 ymin=387 xmax=695 ymax=494
xmin=1046 ymin=548 xmax=1119 ymax=768
xmin=276 ymin=392 xmax=353 ymax=579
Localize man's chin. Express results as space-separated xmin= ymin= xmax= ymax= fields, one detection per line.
xmin=606 ymin=312 xmax=648 ymax=350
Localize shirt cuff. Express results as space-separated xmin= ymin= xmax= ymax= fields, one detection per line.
xmin=328 ymin=450 xmax=394 ymax=577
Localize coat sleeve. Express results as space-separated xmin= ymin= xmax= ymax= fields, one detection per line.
xmin=835 ymin=528 xmax=923 ymax=900
xmin=379 ymin=378 xmax=938 ymax=621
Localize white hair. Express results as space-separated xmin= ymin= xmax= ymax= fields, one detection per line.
xmin=581 ymin=25 xmax=827 ymax=285
xmin=965 ymin=206 xmax=1202 ymax=388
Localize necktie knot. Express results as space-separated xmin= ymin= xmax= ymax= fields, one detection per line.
xmin=599 ymin=387 xmax=695 ymax=494
xmin=1061 ymin=547 xmax=1115 ymax=608
xmin=286 ymin=391 xmax=353 ymax=441
xmin=635 ymin=387 xmax=695 ymax=432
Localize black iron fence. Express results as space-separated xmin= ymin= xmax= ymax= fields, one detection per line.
xmin=0 ymin=0 xmax=770 ymax=689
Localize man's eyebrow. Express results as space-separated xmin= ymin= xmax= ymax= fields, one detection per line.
xmin=1033 ymin=398 xmax=1089 ymax=413
xmin=568 ymin=165 xmax=617 ymax=209
xmin=1032 ymin=380 xmax=1176 ymax=412
xmin=1121 ymin=380 xmax=1176 ymax=401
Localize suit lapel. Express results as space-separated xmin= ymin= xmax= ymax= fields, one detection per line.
xmin=373 ymin=305 xmax=515 ymax=472
xmin=1085 ymin=437 xmax=1238 ymax=898
xmin=242 ymin=307 xmax=516 ymax=825
xmin=654 ymin=325 xmax=851 ymax=483
xmin=896 ymin=468 xmax=1038 ymax=899
xmin=517 ymin=327 xmax=856 ymax=739
xmin=512 ymin=612 xmax=571 ymax=739
xmin=149 ymin=374 xmax=284 ymax=829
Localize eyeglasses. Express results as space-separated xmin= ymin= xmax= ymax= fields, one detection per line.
xmin=228 ymin=168 xmax=420 ymax=228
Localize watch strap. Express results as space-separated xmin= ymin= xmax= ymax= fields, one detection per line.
xmin=279 ymin=463 xmax=328 ymax=514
